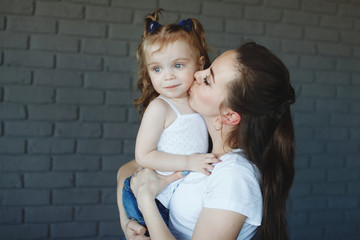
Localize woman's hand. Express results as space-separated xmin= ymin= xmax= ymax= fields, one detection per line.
xmin=130 ymin=168 xmax=183 ymax=211
xmin=125 ymin=220 xmax=150 ymax=240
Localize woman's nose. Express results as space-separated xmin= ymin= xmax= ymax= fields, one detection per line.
xmin=194 ymin=70 xmax=203 ymax=84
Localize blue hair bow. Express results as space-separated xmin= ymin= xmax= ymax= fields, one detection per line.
xmin=178 ymin=18 xmax=193 ymax=31
xmin=148 ymin=20 xmax=162 ymax=33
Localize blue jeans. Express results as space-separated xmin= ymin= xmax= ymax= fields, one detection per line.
xmin=122 ymin=176 xmax=169 ymax=228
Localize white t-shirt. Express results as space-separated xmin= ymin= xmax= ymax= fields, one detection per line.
xmin=168 ymin=149 xmax=262 ymax=240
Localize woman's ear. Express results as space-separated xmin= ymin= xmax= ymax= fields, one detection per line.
xmin=221 ymin=110 xmax=241 ymax=125
xmin=199 ymin=56 xmax=205 ymax=70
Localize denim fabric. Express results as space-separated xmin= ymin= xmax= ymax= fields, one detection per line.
xmin=122 ymin=176 xmax=169 ymax=228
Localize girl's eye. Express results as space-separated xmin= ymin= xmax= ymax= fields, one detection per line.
xmin=154 ymin=67 xmax=161 ymax=73
xmin=174 ymin=64 xmax=183 ymax=69
xmin=204 ymin=76 xmax=210 ymax=86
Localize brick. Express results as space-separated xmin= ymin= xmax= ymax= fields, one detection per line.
xmin=55 ymin=122 xmax=101 ymax=138
xmin=292 ymin=197 xmax=327 ymax=210
xmin=337 ymin=59 xmax=360 ymax=72
xmin=206 ymin=32 xmax=243 ymax=48
xmin=59 ymin=20 xmax=106 ymax=37
xmin=0 ymin=68 xmax=31 ymax=84
xmin=86 ymin=6 xmax=131 ymax=22
xmin=300 ymin=55 xmax=335 ymax=70
xmin=0 ymin=32 xmax=28 ymax=49
xmin=0 ymin=189 xmax=50 ymax=206
xmin=0 ymin=138 xmax=25 ymax=154
xmin=0 ymin=224 xmax=48 ymax=239
xmin=292 ymin=98 xmax=314 ymax=112
xmin=348 ymin=181 xmax=360 ymax=195
xmin=350 ymin=128 xmax=360 ymax=140
xmin=0 ymin=15 xmax=5 ymax=30
xmin=226 ymin=19 xmax=264 ymax=35
xmin=282 ymin=40 xmax=316 ymax=54
xmin=76 ymin=172 xmax=116 ymax=187
xmin=294 ymin=126 xmax=313 ymax=140
xmin=316 ymin=71 xmax=350 ymax=85
xmin=0 ymin=207 xmax=22 ymax=224
xmin=245 ymin=6 xmax=282 ymax=21
xmin=111 ymin=0 xmax=156 ymax=8
xmin=110 ymin=24 xmax=143 ymax=40
xmin=34 ymin=69 xmax=82 ymax=87
xmin=57 ymin=88 xmax=104 ymax=104
xmin=0 ymin=173 xmax=22 ymax=188
xmin=75 ymin=205 xmax=118 ymax=221
xmin=8 ymin=16 xmax=56 ymax=33
xmin=203 ymin=2 xmax=243 ymax=18
xmin=284 ymin=11 xmax=319 ymax=26
xmin=4 ymin=86 xmax=55 ymax=103
xmin=80 ymin=106 xmax=126 ymax=122
xmin=311 ymin=155 xmax=344 ymax=168
xmin=267 ymin=0 xmax=300 ymax=9
xmin=296 ymin=140 xmax=325 ymax=154
xmin=103 ymin=123 xmax=139 ymax=139
xmin=328 ymin=168 xmax=359 ymax=182
xmin=51 ymin=222 xmax=97 ymax=238
xmin=36 ymin=1 xmax=84 ymax=19
xmin=104 ymin=56 xmax=137 ymax=72
xmin=338 ymin=86 xmax=360 ymax=99
xmin=341 ymin=31 xmax=360 ymax=45
xmin=316 ymin=99 xmax=349 ymax=113
xmin=347 ymin=155 xmax=360 ymax=168
xmin=305 ymin=27 xmax=339 ymax=42
xmin=123 ymin=139 xmax=135 ymax=154
xmin=289 ymin=69 xmax=314 ymax=83
xmin=101 ymin=188 xmax=116 ymax=203
xmin=82 ymin=38 xmax=127 ymax=56
xmin=303 ymin=0 xmax=337 ymax=14
xmin=324 ymin=224 xmax=358 ymax=239
xmin=77 ymin=139 xmax=122 ymax=154
xmin=53 ymin=156 xmax=100 ymax=171
xmin=28 ymin=104 xmax=78 ymax=121
xmin=99 ymin=221 xmax=123 ymax=237
xmin=159 ymin=0 xmax=201 ymax=13
xmin=310 ymin=211 xmax=343 ymax=224
xmin=301 ymin=84 xmax=336 ymax=98
xmin=53 ymin=188 xmax=100 ymax=204
xmin=320 ymin=15 xmax=354 ymax=30
xmin=25 ymin=206 xmax=72 ymax=223
xmin=266 ymin=23 xmax=303 ymax=39
xmin=328 ymin=196 xmax=358 ymax=209
xmin=106 ymin=90 xmax=133 ymax=105
xmin=4 ymin=121 xmax=52 ymax=137
xmin=57 ymin=53 xmax=102 ymax=70
xmin=128 ymin=107 xmax=141 ymax=123
xmin=0 ymin=156 xmax=50 ymax=171
xmin=315 ymin=127 xmax=348 ymax=141
xmin=31 ymin=35 xmax=79 ymax=52
xmin=289 ymin=225 xmax=323 ymax=239
xmin=287 ymin=212 xmax=307 ymax=226
xmin=331 ymin=114 xmax=360 ymax=126
xmin=24 ymin=172 xmax=74 ymax=188
xmin=313 ymin=183 xmax=346 ymax=195
xmin=339 ymin=3 xmax=360 ymax=17
xmin=0 ymin=0 xmax=34 ymax=15
xmin=295 ymin=169 xmax=326 ymax=183
xmin=327 ymin=142 xmax=359 ymax=154
xmin=84 ymin=72 xmax=130 ymax=89
xmin=27 ymin=139 xmax=75 ymax=154
xmin=0 ymin=103 xmax=26 ymax=119
xmin=102 ymin=155 xmax=133 ymax=171
xmin=67 ymin=0 xmax=110 ymax=5
xmin=4 ymin=50 xmax=54 ymax=68
xmin=289 ymin=183 xmax=311 ymax=197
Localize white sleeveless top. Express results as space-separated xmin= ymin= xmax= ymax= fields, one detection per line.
xmin=155 ymin=96 xmax=209 ymax=208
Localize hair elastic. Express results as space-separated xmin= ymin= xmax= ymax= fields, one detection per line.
xmin=148 ymin=20 xmax=162 ymax=33
xmin=178 ymin=18 xmax=193 ymax=31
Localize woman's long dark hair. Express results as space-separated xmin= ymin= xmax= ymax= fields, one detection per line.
xmin=226 ymin=42 xmax=295 ymax=240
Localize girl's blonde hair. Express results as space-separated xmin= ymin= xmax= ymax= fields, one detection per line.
xmin=134 ymin=9 xmax=210 ymax=116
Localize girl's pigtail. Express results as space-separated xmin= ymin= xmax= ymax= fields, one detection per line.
xmin=144 ymin=8 xmax=163 ymax=36
xmin=190 ymin=18 xmax=211 ymax=68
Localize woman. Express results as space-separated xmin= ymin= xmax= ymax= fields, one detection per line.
xmin=117 ymin=42 xmax=296 ymax=240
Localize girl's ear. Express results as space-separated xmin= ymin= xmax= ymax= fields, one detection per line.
xmin=199 ymin=56 xmax=205 ymax=69
xmin=221 ymin=110 xmax=241 ymax=125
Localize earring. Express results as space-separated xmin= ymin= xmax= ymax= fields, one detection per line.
xmin=213 ymin=117 xmax=222 ymax=131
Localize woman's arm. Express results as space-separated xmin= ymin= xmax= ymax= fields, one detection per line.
xmin=136 ymin=98 xmax=218 ymax=175
xmin=116 ymin=160 xmax=149 ymax=240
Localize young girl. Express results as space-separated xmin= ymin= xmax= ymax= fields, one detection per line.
xmin=122 ymin=9 xmax=219 ymax=229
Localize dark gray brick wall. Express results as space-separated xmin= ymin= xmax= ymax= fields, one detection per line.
xmin=0 ymin=0 xmax=359 ymax=239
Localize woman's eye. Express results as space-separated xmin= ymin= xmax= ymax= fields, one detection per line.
xmin=154 ymin=67 xmax=161 ymax=72
xmin=175 ymin=64 xmax=183 ymax=69
xmin=204 ymin=76 xmax=210 ymax=86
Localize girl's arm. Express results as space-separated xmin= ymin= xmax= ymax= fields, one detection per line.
xmin=135 ymin=98 xmax=219 ymax=175
xmin=116 ymin=160 xmax=149 ymax=240
xmin=131 ymin=168 xmax=246 ymax=240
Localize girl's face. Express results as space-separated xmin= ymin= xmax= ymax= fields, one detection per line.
xmin=189 ymin=50 xmax=238 ymax=118
xmin=145 ymin=40 xmax=200 ymax=99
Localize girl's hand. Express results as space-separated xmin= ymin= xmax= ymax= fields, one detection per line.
xmin=125 ymin=220 xmax=150 ymax=240
xmin=188 ymin=153 xmax=221 ymax=175
xmin=130 ymin=168 xmax=184 ymax=211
